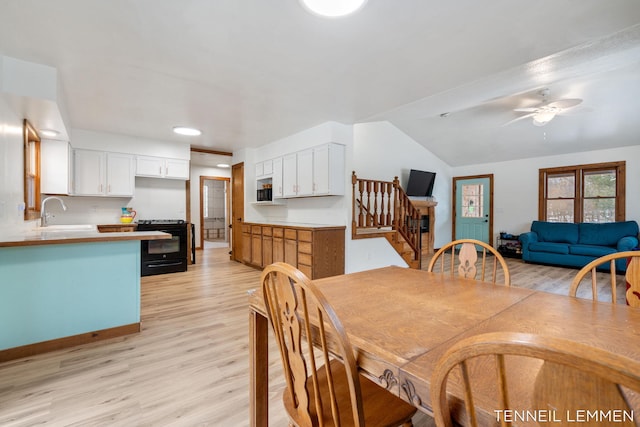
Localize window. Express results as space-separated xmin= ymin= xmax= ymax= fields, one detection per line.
xmin=461 ymin=183 xmax=484 ymax=218
xmin=23 ymin=119 xmax=41 ymax=221
xmin=539 ymin=161 xmax=625 ymax=223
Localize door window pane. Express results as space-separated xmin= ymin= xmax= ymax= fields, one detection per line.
xmin=462 ymin=184 xmax=483 ymax=218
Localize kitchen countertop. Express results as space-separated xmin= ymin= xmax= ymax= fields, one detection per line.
xmin=242 ymin=221 xmax=346 ymax=229
xmin=0 ymin=227 xmax=170 ymax=248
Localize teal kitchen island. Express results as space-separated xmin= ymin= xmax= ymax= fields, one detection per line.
xmin=0 ymin=227 xmax=170 ymax=362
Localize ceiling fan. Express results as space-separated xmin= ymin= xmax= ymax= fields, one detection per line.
xmin=505 ymin=88 xmax=582 ymax=127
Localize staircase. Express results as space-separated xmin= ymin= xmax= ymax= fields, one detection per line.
xmin=351 ymin=172 xmax=422 ymax=269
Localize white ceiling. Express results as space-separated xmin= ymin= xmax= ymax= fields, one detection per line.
xmin=1 ymin=0 xmax=639 ymax=166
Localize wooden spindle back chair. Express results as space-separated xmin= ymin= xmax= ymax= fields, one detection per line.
xmin=427 ymin=239 xmax=511 ymax=286
xmin=431 ymin=332 xmax=640 ymax=427
xmin=261 ymin=262 xmax=416 ymax=427
xmin=569 ymin=251 xmax=640 ymax=307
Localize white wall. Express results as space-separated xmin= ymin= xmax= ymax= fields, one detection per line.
xmin=189 ymin=164 xmax=231 ymax=247
xmin=452 ymin=145 xmax=640 ymax=242
xmin=244 ymin=121 xmax=353 ymax=226
xmin=348 ymin=121 xmax=454 ymax=272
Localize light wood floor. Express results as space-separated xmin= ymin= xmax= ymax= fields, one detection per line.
xmin=0 ymin=249 xmax=626 ymax=426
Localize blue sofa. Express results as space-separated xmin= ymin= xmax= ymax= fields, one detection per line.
xmin=519 ymin=220 xmax=639 ymax=272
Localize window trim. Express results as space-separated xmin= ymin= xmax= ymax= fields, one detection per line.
xmin=23 ymin=119 xmax=41 ymax=221
xmin=538 ymin=161 xmax=626 ymax=223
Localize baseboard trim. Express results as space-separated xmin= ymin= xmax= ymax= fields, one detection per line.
xmin=0 ymin=323 xmax=141 ymax=363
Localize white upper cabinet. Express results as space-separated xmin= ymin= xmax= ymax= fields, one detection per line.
xmin=312 ymin=143 xmax=344 ymax=196
xmin=136 ymin=155 xmax=189 ymax=180
xmin=272 ymin=157 xmax=283 ymax=199
xmin=73 ymin=149 xmax=135 ymax=197
xmin=275 ymin=143 xmax=345 ymax=199
xmin=41 ymin=139 xmax=71 ymax=195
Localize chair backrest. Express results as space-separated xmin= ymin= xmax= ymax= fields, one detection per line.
xmin=431 ymin=332 xmax=640 ymax=427
xmin=261 ymin=262 xmax=365 ymax=426
xmin=569 ymin=251 xmax=640 ymax=307
xmin=427 ymin=239 xmax=511 ymax=286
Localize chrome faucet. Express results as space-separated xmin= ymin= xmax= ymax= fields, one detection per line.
xmin=40 ymin=196 xmax=68 ymax=227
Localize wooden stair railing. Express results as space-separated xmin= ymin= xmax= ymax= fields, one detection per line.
xmin=352 ymin=171 xmax=421 ymax=268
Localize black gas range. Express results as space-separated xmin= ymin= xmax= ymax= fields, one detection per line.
xmin=137 ymin=219 xmax=189 ymax=276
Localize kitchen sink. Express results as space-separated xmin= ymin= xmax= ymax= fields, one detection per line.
xmin=32 ymin=224 xmax=97 ymax=232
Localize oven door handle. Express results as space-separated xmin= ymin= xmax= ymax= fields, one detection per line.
xmin=148 ymin=262 xmax=184 ymax=268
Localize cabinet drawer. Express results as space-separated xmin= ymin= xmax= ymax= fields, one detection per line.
xmin=284 ymin=229 xmax=297 ymax=240
xmin=273 ymin=227 xmax=284 ymax=238
xmin=262 ymin=226 xmax=272 ymax=236
xmin=298 ymin=230 xmax=313 ymax=242
xmin=298 ymin=264 xmax=312 ymax=278
xmin=298 ymin=241 xmax=312 ymax=254
xmin=298 ymin=252 xmax=312 ymax=266
xmin=242 ymin=224 xmax=251 ymax=233
xmin=252 ymin=225 xmax=262 ymax=234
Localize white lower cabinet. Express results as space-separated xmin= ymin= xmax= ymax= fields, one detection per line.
xmin=73 ymin=149 xmax=135 ymax=196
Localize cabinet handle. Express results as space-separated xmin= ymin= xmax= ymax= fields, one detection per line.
xmin=108 ymin=184 xmax=111 ymax=193
xmin=159 ymin=166 xmax=162 ymax=174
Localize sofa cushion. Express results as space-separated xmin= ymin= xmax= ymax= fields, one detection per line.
xmin=529 ymin=242 xmax=570 ymax=254
xmin=579 ymin=221 xmax=640 ymax=246
xmin=569 ymin=244 xmax=617 ymax=258
xmin=531 ymin=221 xmax=579 ymax=244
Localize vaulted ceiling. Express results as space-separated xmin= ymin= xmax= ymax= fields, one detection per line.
xmin=1 ymin=0 xmax=639 ymax=166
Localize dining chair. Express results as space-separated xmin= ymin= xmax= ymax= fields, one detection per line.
xmin=569 ymin=251 xmax=640 ymax=307
xmin=431 ymin=331 xmax=640 ymax=427
xmin=426 ymin=239 xmax=511 ymax=286
xmin=261 ymin=262 xmax=417 ymax=427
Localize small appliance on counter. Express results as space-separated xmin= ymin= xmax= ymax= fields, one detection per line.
xmin=137 ymin=219 xmax=188 ymax=276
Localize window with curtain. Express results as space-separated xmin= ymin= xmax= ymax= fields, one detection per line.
xmin=539 ymin=161 xmax=625 ymax=223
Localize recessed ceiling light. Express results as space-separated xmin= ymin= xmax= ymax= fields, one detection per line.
xmin=40 ymin=129 xmax=60 ymax=137
xmin=216 ymin=163 xmax=230 ymax=168
xmin=173 ymin=126 xmax=202 ymax=136
xmin=299 ymin=0 xmax=368 ymax=17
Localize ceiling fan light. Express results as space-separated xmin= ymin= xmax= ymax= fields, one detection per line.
xmin=532 ymin=112 xmax=556 ymax=126
xmin=299 ymin=0 xmax=368 ymax=17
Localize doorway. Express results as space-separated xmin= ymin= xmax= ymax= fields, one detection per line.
xmin=452 ymin=174 xmax=494 ymax=245
xmin=200 ymin=176 xmax=230 ymax=249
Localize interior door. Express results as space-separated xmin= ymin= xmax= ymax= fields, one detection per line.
xmin=231 ymin=162 xmax=244 ymax=262
xmin=453 ymin=175 xmax=493 ymax=244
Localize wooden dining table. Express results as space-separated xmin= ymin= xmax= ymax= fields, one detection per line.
xmin=248 ymin=265 xmax=640 ymax=426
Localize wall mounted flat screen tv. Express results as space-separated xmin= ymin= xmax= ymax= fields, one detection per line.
xmin=406 ymin=169 xmax=436 ymax=197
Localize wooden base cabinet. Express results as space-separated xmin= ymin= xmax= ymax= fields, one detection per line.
xmin=241 ymin=223 xmax=345 ymax=279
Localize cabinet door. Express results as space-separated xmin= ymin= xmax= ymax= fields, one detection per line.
xmin=263 ymin=159 xmax=273 ymax=176
xmin=296 ymin=149 xmax=313 ymax=197
xmin=165 ymin=158 xmax=190 ymax=179
xmin=255 ymin=161 xmax=264 ymax=178
xmin=73 ymin=149 xmax=104 ymax=195
xmin=242 ymin=227 xmax=252 ymax=264
xmin=313 ymin=144 xmax=330 ymax=195
xmin=284 ymin=228 xmax=297 ymax=266
xmin=282 ymin=153 xmax=298 ymax=198
xmin=136 ymin=155 xmax=164 ymax=177
xmin=41 ymin=140 xmax=70 ymax=195
xmin=106 ymin=153 xmax=135 ymax=196
xmin=272 ymin=157 xmax=283 ymax=199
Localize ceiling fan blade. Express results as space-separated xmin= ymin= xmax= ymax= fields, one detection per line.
xmin=548 ymin=98 xmax=582 ymax=109
xmin=514 ymin=107 xmax=538 ymax=113
xmin=502 ymin=113 xmax=535 ymax=126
